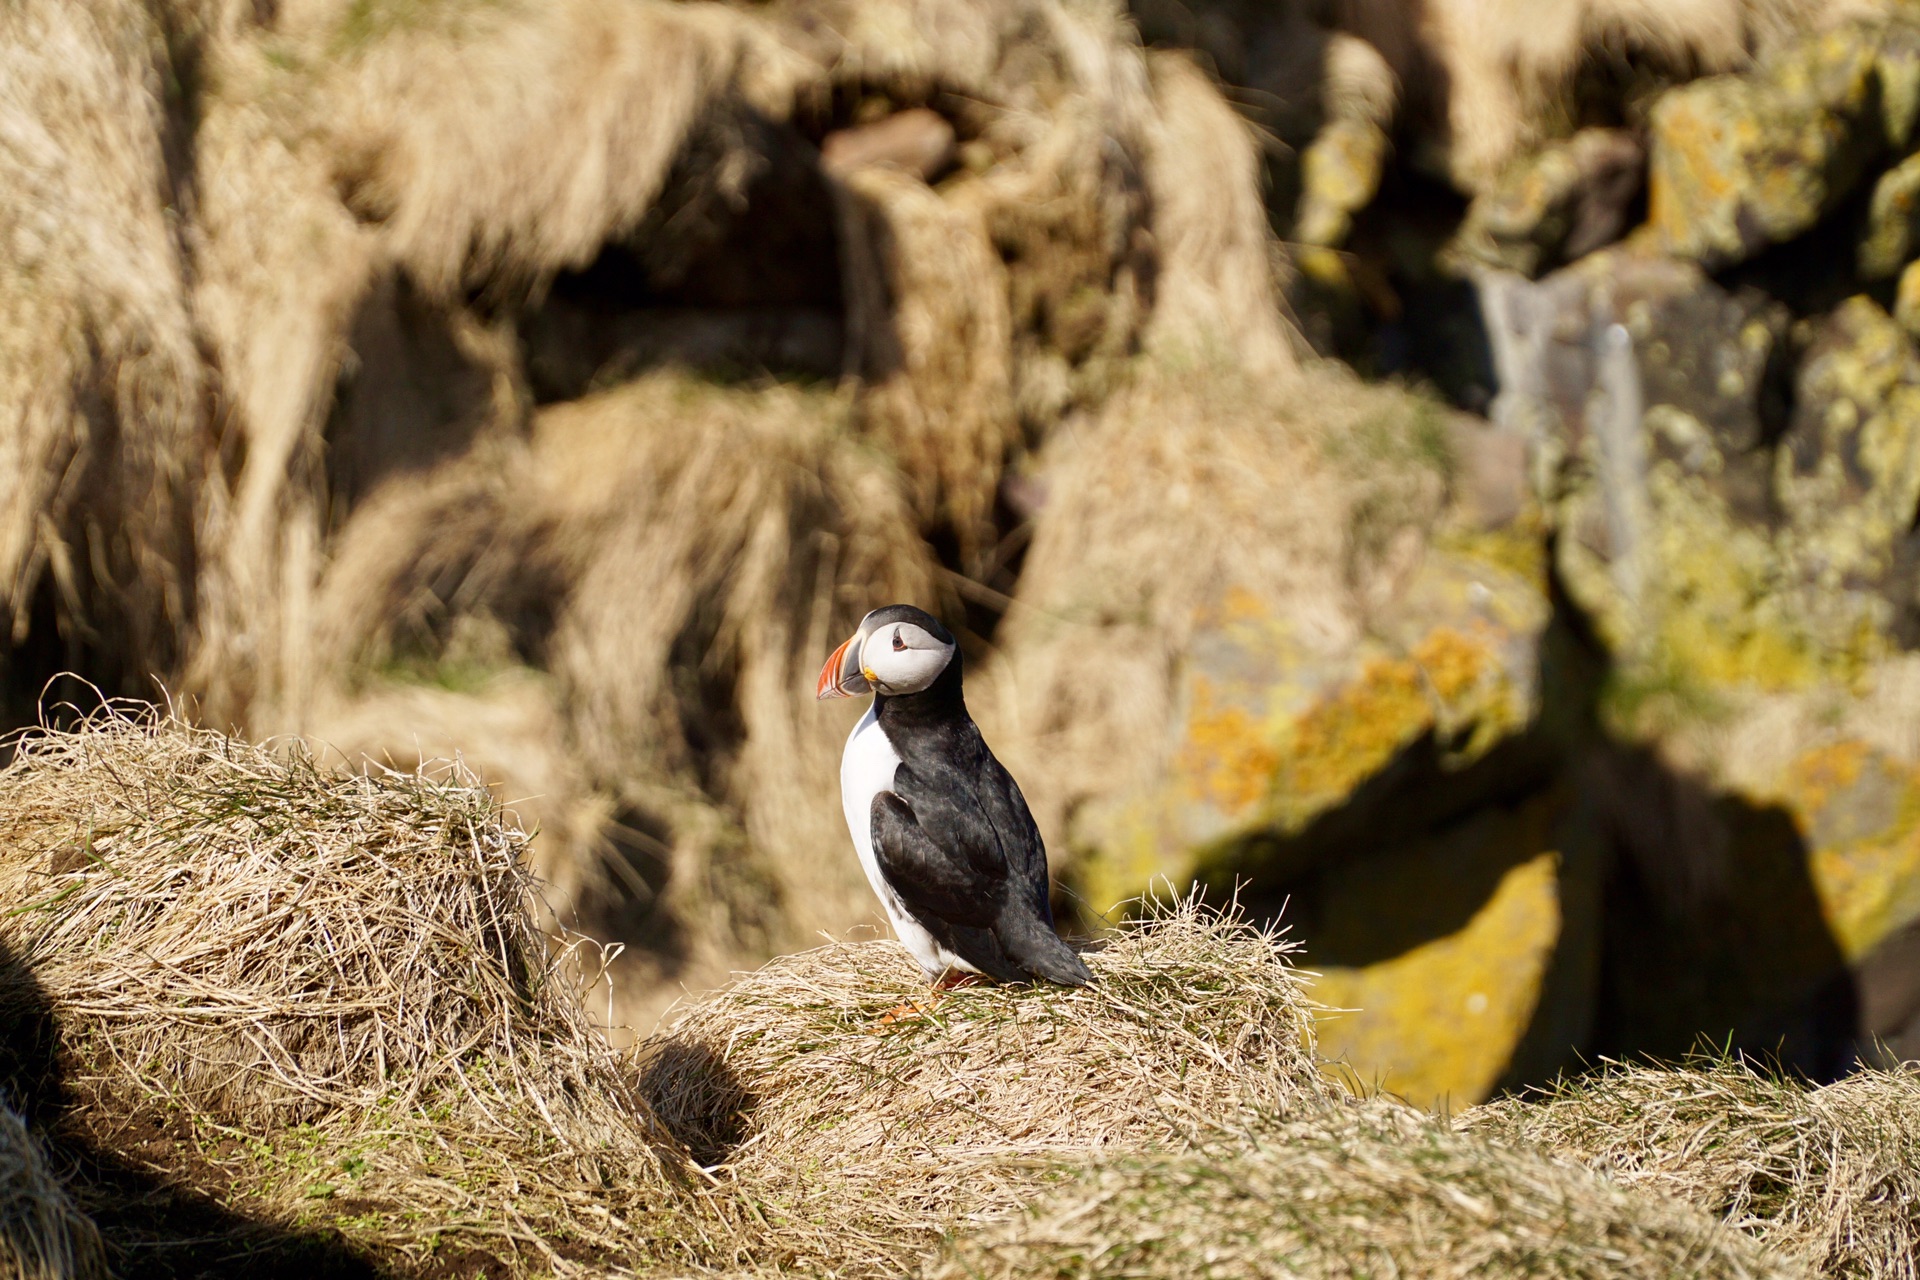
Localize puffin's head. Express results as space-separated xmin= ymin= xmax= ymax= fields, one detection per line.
xmin=815 ymin=605 xmax=956 ymax=700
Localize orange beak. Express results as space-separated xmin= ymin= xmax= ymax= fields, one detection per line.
xmin=815 ymin=632 xmax=872 ymax=700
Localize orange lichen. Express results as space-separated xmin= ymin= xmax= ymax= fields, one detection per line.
xmin=1176 ymin=676 xmax=1281 ymax=817
xmin=1785 ymin=739 xmax=1872 ymax=832
xmin=1276 ymin=656 xmax=1432 ymax=821
xmin=1412 ymin=625 xmax=1491 ymax=706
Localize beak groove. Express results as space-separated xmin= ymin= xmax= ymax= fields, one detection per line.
xmin=815 ymin=634 xmax=871 ymax=700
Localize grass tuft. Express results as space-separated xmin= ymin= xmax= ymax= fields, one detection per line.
xmin=0 ymin=706 xmax=699 ymax=1275
xmin=931 ymin=1098 xmax=1807 ymax=1279
xmin=642 ymin=893 xmax=1329 ymax=1275
xmin=1469 ymin=1056 xmax=1920 ymax=1279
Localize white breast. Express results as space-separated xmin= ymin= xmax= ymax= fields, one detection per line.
xmin=839 ymin=705 xmax=977 ymax=977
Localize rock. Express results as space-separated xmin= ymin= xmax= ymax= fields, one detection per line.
xmin=1445 ymin=415 xmax=1529 ymax=531
xmin=1309 ymin=794 xmax=1603 ymax=1109
xmin=1490 ymin=249 xmax=1920 ymax=1071
xmin=1648 ymin=23 xmax=1891 ymax=270
xmin=1296 ymin=118 xmax=1390 ymax=249
xmin=1480 ymin=248 xmax=1882 ymax=681
xmin=1774 ymin=296 xmax=1920 ymax=619
xmin=1855 ymin=917 xmax=1920 ymax=1065
xmin=1070 ymin=536 xmax=1551 ymax=916
xmin=1447 ymin=129 xmax=1644 ymax=278
xmin=821 ymin=108 xmax=958 ymax=181
xmin=1860 ymin=150 xmax=1920 ymax=280
xmin=1293 ymin=33 xmax=1396 ymax=252
xmin=1779 ymin=740 xmax=1920 ymax=964
xmin=1897 ymin=258 xmax=1920 ymax=338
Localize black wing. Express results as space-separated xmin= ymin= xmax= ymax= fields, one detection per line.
xmin=875 ymin=747 xmax=1051 ymax=933
xmin=869 ymin=789 xmax=1000 ymax=928
xmin=969 ymin=752 xmax=1053 ymax=924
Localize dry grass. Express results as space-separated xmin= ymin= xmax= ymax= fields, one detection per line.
xmin=0 ymin=709 xmax=699 ymax=1275
xmin=0 ymin=0 xmax=204 ymax=688
xmin=530 ymin=374 xmax=936 ymax=999
xmin=0 ymin=0 xmax=1313 ymax=1034
xmin=642 ymin=894 xmax=1328 ymax=1275
xmin=1139 ymin=52 xmax=1295 ymax=379
xmin=0 ymin=717 xmax=1898 ymax=1280
xmin=1469 ymin=1058 xmax=1920 ymax=1279
xmin=0 ymin=1102 xmax=105 ymax=1280
xmin=931 ymin=1098 xmax=1806 ymax=1279
xmin=186 ymin=0 xmax=800 ymax=726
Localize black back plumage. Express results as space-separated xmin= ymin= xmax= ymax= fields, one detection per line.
xmin=865 ymin=615 xmax=1092 ymax=987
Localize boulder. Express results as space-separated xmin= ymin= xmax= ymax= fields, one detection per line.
xmin=1490 ymin=240 xmax=1920 ymax=1065
xmin=1310 ymin=795 xmax=1604 ymax=1109
xmin=990 ymin=368 xmax=1581 ymax=1105
xmin=1070 ymin=538 xmax=1551 ymax=917
xmin=1648 ymin=22 xmax=1892 ymax=270
xmin=1860 ymin=150 xmax=1920 ymax=280
xmin=1447 ymin=129 xmax=1644 ymax=278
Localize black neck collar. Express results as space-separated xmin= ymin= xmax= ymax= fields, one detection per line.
xmin=874 ymin=649 xmax=968 ymax=732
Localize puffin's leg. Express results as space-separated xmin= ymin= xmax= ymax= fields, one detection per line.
xmin=872 ymin=1000 xmax=931 ymax=1027
xmin=870 ymin=969 xmax=978 ymax=1029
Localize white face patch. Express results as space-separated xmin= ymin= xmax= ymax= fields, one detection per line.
xmin=859 ymin=621 xmax=955 ymax=695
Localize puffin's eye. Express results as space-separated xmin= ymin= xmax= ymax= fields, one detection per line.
xmin=891 ymin=632 xmax=906 ymax=651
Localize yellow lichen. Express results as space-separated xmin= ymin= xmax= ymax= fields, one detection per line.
xmin=1776 ymin=740 xmax=1920 ymax=961
xmin=1274 ymin=655 xmax=1432 ymax=824
xmin=1315 ymin=848 xmax=1564 ymax=1110
xmin=1176 ymin=677 xmax=1280 ymax=818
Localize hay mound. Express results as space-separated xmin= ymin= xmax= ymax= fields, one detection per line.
xmin=0 ymin=1101 xmax=103 ymax=1280
xmin=641 ymin=896 xmax=1327 ymax=1275
xmin=0 ymin=710 xmax=694 ymax=1274
xmin=1469 ymin=1058 xmax=1920 ymax=1279
xmin=931 ymin=1099 xmax=1805 ymax=1280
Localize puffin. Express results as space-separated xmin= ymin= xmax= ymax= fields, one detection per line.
xmin=815 ymin=604 xmax=1093 ymax=994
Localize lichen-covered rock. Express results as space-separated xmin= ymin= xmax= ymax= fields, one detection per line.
xmin=1774 ymin=297 xmax=1920 ymax=618
xmin=1309 ymin=791 xmax=1603 ymax=1109
xmin=1778 ymin=740 xmax=1920 ymax=964
xmin=1860 ymin=150 xmax=1920 ymax=279
xmin=1293 ymin=32 xmax=1395 ymax=253
xmin=1897 ymin=258 xmax=1920 ymax=338
xmin=1483 ymin=249 xmax=1918 ymax=694
xmin=1071 ymin=543 xmax=1549 ymax=919
xmin=1447 ymin=130 xmax=1643 ymax=278
xmin=1055 ymin=532 xmax=1570 ymax=1110
xmin=1493 ymin=229 xmax=1920 ymax=1056
xmin=1648 ymin=22 xmax=1893 ymax=270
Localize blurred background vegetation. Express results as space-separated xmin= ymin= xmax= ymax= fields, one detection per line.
xmin=6 ymin=0 xmax=1920 ymax=1108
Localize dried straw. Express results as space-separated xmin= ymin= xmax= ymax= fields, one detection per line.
xmin=1469 ymin=1057 xmax=1920 ymax=1280
xmin=0 ymin=709 xmax=698 ymax=1275
xmin=643 ymin=894 xmax=1328 ymax=1275
xmin=0 ymin=0 xmax=204 ymax=686
xmin=931 ymin=1098 xmax=1807 ymax=1279
xmin=0 ymin=1102 xmax=105 ymax=1280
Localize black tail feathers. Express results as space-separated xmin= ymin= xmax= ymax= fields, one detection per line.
xmin=999 ymin=910 xmax=1094 ymax=986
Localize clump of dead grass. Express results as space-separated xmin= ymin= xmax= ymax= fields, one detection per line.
xmin=1469 ymin=1057 xmax=1920 ymax=1280
xmin=931 ymin=1097 xmax=1805 ymax=1279
xmin=0 ymin=708 xmax=700 ymax=1275
xmin=0 ymin=0 xmax=204 ymax=689
xmin=0 ymin=1101 xmax=104 ymax=1280
xmin=641 ymin=894 xmax=1328 ymax=1276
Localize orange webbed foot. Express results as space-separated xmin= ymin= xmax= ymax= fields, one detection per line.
xmin=867 ymin=996 xmax=938 ymax=1032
